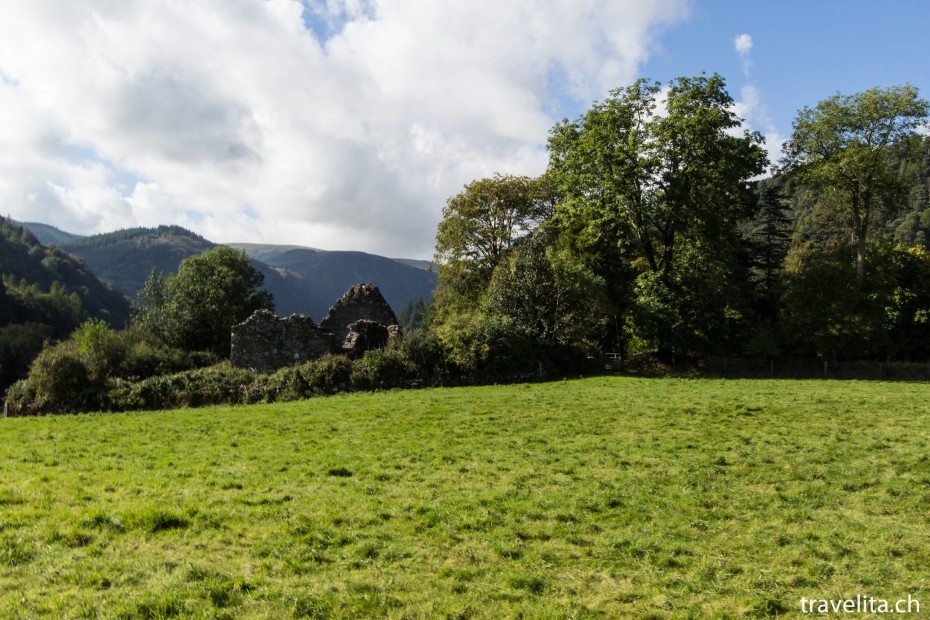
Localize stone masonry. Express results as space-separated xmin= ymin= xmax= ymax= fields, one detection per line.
xmin=230 ymin=283 xmax=400 ymax=373
xmin=319 ymin=283 xmax=399 ymax=347
xmin=229 ymin=310 xmax=333 ymax=374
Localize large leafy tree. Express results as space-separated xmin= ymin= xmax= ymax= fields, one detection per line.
xmin=484 ymin=235 xmax=609 ymax=353
xmin=783 ymin=85 xmax=928 ymax=278
xmin=134 ymin=246 xmax=274 ymax=356
xmin=433 ymin=174 xmax=550 ymax=313
xmin=548 ymin=74 xmax=767 ymax=354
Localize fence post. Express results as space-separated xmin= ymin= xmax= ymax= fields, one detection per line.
xmin=770 ymin=358 xmax=774 ymax=378
xmin=824 ymin=359 xmax=828 ymax=379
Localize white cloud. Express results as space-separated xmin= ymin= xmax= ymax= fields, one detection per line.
xmin=729 ymin=36 xmax=782 ymax=170
xmin=734 ymin=33 xmax=753 ymax=77
xmin=0 ymin=0 xmax=689 ymax=257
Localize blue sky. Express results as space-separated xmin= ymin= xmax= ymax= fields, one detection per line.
xmin=640 ymin=0 xmax=930 ymax=147
xmin=0 ymin=0 xmax=927 ymax=258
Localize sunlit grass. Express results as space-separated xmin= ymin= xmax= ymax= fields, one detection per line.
xmin=0 ymin=377 xmax=928 ymax=618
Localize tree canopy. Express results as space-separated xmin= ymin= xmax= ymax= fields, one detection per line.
xmin=783 ymin=84 xmax=928 ymax=278
xmin=134 ymin=246 xmax=274 ymax=356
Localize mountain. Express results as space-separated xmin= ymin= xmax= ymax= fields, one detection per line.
xmin=228 ymin=244 xmax=437 ymax=319
xmin=17 ymin=221 xmax=85 ymax=246
xmin=0 ymin=218 xmax=131 ymax=327
xmin=23 ymin=224 xmax=436 ymax=321
xmin=0 ymin=218 xmax=132 ymax=390
xmin=59 ymin=226 xmax=216 ymax=299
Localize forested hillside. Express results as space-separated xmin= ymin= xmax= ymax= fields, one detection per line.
xmin=0 ymin=218 xmax=131 ymax=390
xmin=60 ymin=226 xmax=216 ymax=300
xmin=17 ymin=225 xmax=437 ymax=323
xmin=229 ymin=244 xmax=437 ymax=320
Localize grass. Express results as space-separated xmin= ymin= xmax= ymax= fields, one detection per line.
xmin=0 ymin=376 xmax=928 ymax=618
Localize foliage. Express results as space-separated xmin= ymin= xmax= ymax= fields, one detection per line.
xmin=396 ymin=297 xmax=431 ymax=331
xmin=484 ymin=236 xmax=609 ymax=354
xmin=0 ymin=322 xmax=53 ymax=391
xmin=4 ymin=342 xmax=101 ymax=416
xmin=435 ymin=312 xmax=540 ymax=381
xmin=433 ymin=174 xmax=550 ymax=313
xmin=782 ymin=84 xmax=929 ymax=278
xmin=133 ymin=246 xmax=274 ymax=356
xmin=779 ymin=244 xmax=879 ymax=360
xmin=110 ymin=362 xmax=254 ymax=411
xmin=71 ymin=319 xmax=125 ymax=381
xmin=548 ymin=75 xmax=766 ymax=355
xmin=350 ymin=348 xmax=418 ymax=390
xmin=881 ymin=245 xmax=930 ymax=359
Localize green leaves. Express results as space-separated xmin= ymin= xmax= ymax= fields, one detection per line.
xmin=133 ymin=247 xmax=274 ymax=356
xmin=548 ymin=74 xmax=766 ymax=354
xmin=784 ymin=85 xmax=929 ymax=277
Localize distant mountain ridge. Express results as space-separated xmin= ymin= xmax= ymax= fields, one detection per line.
xmin=18 ymin=221 xmax=85 ymax=246
xmin=20 ymin=222 xmax=435 ymax=320
xmin=227 ymin=243 xmax=437 ymax=319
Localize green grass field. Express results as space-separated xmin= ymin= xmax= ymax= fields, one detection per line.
xmin=1 ymin=377 xmax=928 ymax=618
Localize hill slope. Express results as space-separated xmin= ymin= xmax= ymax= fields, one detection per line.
xmin=229 ymin=244 xmax=436 ymax=319
xmin=34 ymin=225 xmax=436 ymax=320
xmin=60 ymin=226 xmax=216 ymax=300
xmin=0 ymin=218 xmax=132 ymax=390
xmin=16 ymin=221 xmax=85 ymax=246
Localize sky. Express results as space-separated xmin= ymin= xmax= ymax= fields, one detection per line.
xmin=0 ymin=1 xmax=927 ymax=259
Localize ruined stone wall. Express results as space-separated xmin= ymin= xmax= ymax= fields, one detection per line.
xmin=230 ymin=310 xmax=333 ymax=373
xmin=231 ymin=283 xmax=400 ymax=373
xmin=319 ymin=283 xmax=399 ymax=348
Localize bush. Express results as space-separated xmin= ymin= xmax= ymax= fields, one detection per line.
xmin=4 ymin=342 xmax=104 ymax=416
xmin=109 ymin=363 xmax=254 ymax=411
xmin=119 ymin=338 xmax=217 ymax=382
xmin=3 ymin=380 xmax=36 ymax=417
xmin=251 ymin=366 xmax=314 ymax=403
xmin=390 ymin=329 xmax=449 ymax=384
xmin=350 ymin=348 xmax=417 ymax=390
xmin=299 ymin=355 xmax=353 ymax=394
xmin=72 ymin=318 xmax=125 ymax=381
xmin=438 ymin=313 xmax=540 ymax=382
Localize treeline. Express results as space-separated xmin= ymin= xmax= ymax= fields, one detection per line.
xmin=5 ymin=244 xmax=568 ymax=416
xmin=5 ymin=74 xmax=929 ymax=416
xmin=0 ymin=219 xmax=131 ymax=391
xmin=430 ymin=77 xmax=930 ymax=366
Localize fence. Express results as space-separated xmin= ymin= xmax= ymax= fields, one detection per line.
xmin=605 ymin=354 xmax=930 ymax=381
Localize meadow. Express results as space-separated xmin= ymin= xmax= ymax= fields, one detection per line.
xmin=0 ymin=376 xmax=928 ymax=618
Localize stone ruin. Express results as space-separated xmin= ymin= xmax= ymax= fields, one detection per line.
xmin=230 ymin=283 xmax=400 ymax=373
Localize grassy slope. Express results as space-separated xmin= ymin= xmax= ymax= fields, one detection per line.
xmin=0 ymin=377 xmax=928 ymax=618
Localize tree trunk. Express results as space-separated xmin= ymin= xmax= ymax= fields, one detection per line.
xmin=856 ymin=233 xmax=867 ymax=279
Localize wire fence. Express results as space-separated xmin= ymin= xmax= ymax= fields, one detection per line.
xmin=604 ymin=354 xmax=930 ymax=381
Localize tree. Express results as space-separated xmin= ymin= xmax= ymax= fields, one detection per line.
xmin=783 ymin=85 xmax=928 ymax=278
xmin=484 ymin=236 xmax=609 ymax=353
xmin=133 ymin=247 xmax=274 ymax=356
xmin=547 ymin=74 xmax=767 ymax=355
xmin=433 ymin=174 xmax=549 ymax=311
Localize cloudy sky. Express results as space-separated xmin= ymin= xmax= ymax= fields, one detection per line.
xmin=1 ymin=1 xmax=928 ymax=258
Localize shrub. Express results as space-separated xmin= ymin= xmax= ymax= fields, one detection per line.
xmin=111 ymin=363 xmax=254 ymax=411
xmin=7 ymin=342 xmax=105 ymax=415
xmin=350 ymin=348 xmax=417 ymax=390
xmin=437 ymin=313 xmax=539 ymax=382
xmin=119 ymin=338 xmax=217 ymax=382
xmin=300 ymin=355 xmax=353 ymax=394
xmin=3 ymin=380 xmax=37 ymax=417
xmin=72 ymin=318 xmax=125 ymax=381
xmin=255 ymin=366 xmax=314 ymax=403
xmin=390 ymin=328 xmax=449 ymax=384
